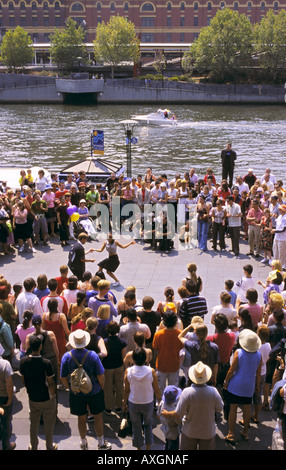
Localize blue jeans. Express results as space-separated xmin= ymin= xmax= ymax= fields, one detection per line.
xmin=197 ymin=219 xmax=208 ymax=251
xmin=128 ymin=401 xmax=154 ymax=449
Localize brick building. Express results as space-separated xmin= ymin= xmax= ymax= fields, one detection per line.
xmin=0 ymin=1 xmax=285 ymax=44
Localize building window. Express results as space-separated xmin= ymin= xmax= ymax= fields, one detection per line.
xmin=207 ymin=2 xmax=212 ymax=10
xmin=167 ymin=32 xmax=172 ymax=42
xmin=141 ymin=2 xmax=155 ymax=11
xmin=43 ymin=2 xmax=49 ymax=10
xmin=220 ymin=2 xmax=225 ymax=9
xmin=44 ymin=16 xmax=49 ymax=26
xmin=55 ymin=16 xmax=61 ymax=26
xmin=110 ymin=2 xmax=115 ymax=12
xmin=167 ymin=16 xmax=171 ymax=27
xmin=180 ymin=32 xmax=185 ymax=42
xmin=167 ymin=2 xmax=171 ymax=11
xmin=97 ymin=16 xmax=102 ymax=24
xmin=234 ymin=2 xmax=238 ymax=10
xmin=71 ymin=3 xmax=84 ymax=12
xmin=194 ymin=16 xmax=198 ymax=26
xmin=55 ymin=2 xmax=60 ymax=10
xmin=180 ymin=16 xmax=185 ymax=26
xmin=32 ymin=2 xmax=37 ymax=10
xmin=247 ymin=1 xmax=252 ymax=10
xmin=97 ymin=2 xmax=101 ymax=11
xmin=180 ymin=2 xmax=185 ymax=11
xmin=124 ymin=2 xmax=128 ymax=12
xmin=261 ymin=1 xmax=265 ymax=10
xmin=44 ymin=33 xmax=50 ymax=42
xmin=194 ymin=32 xmax=199 ymax=40
xmin=32 ymin=17 xmax=38 ymax=26
xmin=141 ymin=17 xmax=154 ymax=27
xmin=207 ymin=16 xmax=211 ymax=25
xmin=20 ymin=2 xmax=25 ymax=10
xmin=21 ymin=16 xmax=26 ymax=26
xmin=8 ymin=2 xmax=14 ymax=10
xmin=141 ymin=32 xmax=154 ymax=42
xmin=194 ymin=2 xmax=198 ymax=11
xmin=273 ymin=1 xmax=278 ymax=9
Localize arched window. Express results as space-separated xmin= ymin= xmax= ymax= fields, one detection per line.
xmin=180 ymin=2 xmax=185 ymax=11
xmin=124 ymin=2 xmax=128 ymax=12
xmin=247 ymin=1 xmax=252 ymax=10
xmin=207 ymin=2 xmax=212 ymax=10
xmin=261 ymin=1 xmax=265 ymax=10
xmin=234 ymin=1 xmax=238 ymax=10
xmin=194 ymin=2 xmax=198 ymax=11
xmin=97 ymin=2 xmax=101 ymax=11
xmin=8 ymin=1 xmax=14 ymax=10
xmin=110 ymin=2 xmax=115 ymax=11
xmin=32 ymin=2 xmax=37 ymax=10
xmin=43 ymin=1 xmax=49 ymax=10
xmin=273 ymin=1 xmax=278 ymax=9
xmin=167 ymin=2 xmax=172 ymax=11
xmin=54 ymin=1 xmax=60 ymax=9
xmin=141 ymin=2 xmax=155 ymax=11
xmin=20 ymin=1 xmax=25 ymax=9
xmin=71 ymin=2 xmax=84 ymax=11
xmin=220 ymin=1 xmax=225 ymax=9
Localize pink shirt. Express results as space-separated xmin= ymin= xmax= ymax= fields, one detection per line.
xmin=245 ymin=303 xmax=263 ymax=327
xmin=42 ymin=191 xmax=55 ymax=208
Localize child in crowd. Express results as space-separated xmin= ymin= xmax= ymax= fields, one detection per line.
xmin=224 ymin=279 xmax=237 ymax=307
xmin=157 ymin=385 xmax=182 ymax=450
xmin=235 ymin=264 xmax=255 ymax=307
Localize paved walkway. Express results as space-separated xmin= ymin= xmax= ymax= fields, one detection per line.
xmin=0 ymin=232 xmax=280 ymax=451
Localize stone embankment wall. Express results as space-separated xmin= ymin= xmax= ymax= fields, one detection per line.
xmin=0 ymin=74 xmax=284 ymax=104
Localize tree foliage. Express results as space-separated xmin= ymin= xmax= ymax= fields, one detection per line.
xmin=50 ymin=18 xmax=88 ymax=73
xmin=254 ymin=9 xmax=286 ymax=80
xmin=93 ymin=16 xmax=140 ymax=78
xmin=0 ymin=27 xmax=34 ymax=72
xmin=182 ymin=8 xmax=253 ymax=81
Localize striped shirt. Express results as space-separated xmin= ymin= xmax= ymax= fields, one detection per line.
xmin=179 ymin=295 xmax=208 ymax=329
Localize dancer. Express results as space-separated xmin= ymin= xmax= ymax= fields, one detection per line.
xmin=95 ymin=232 xmax=135 ymax=286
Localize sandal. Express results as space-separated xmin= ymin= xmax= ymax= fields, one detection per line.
xmin=225 ymin=435 xmax=236 ymax=445
xmin=251 ymin=417 xmax=259 ymax=424
xmin=238 ymin=419 xmax=250 ymax=427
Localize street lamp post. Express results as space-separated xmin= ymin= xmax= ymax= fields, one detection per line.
xmin=120 ymin=119 xmax=137 ymax=178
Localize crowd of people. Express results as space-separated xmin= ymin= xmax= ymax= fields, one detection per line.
xmin=0 ymin=254 xmax=285 ymax=450
xmin=0 ymin=154 xmax=286 ymax=451
xmin=0 ymin=157 xmax=286 ymax=265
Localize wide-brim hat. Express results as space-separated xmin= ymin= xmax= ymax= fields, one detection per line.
xmin=163 ymin=386 xmax=182 ymax=405
xmin=188 ymin=361 xmax=212 ymax=384
xmin=69 ymin=330 xmax=90 ymax=349
xmin=239 ymin=329 xmax=261 ymax=353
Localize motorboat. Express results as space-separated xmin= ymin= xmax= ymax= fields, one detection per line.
xmin=131 ymin=108 xmax=178 ymax=126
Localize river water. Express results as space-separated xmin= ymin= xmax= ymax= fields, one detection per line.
xmin=0 ymin=103 xmax=285 ymax=181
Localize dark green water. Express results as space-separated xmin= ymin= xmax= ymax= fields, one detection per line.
xmin=0 ymin=103 xmax=285 ymax=180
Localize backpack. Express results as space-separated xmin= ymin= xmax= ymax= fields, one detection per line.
xmin=69 ymin=351 xmax=92 ymax=394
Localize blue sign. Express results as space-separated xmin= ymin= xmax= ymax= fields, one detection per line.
xmin=92 ymin=130 xmax=104 ymax=154
xmin=131 ymin=137 xmax=138 ymax=144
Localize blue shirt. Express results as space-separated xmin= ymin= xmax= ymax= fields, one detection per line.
xmin=227 ymin=348 xmax=261 ymax=398
xmin=60 ymin=348 xmax=105 ymax=395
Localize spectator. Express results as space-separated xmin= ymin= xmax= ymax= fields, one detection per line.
xmin=42 ymin=298 xmax=70 ymax=362
xmin=101 ymin=320 xmax=127 ymax=415
xmin=244 ymin=288 xmax=263 ymax=330
xmin=223 ymin=329 xmax=262 ymax=443
xmin=119 ymin=308 xmax=151 ymax=354
xmin=19 ymin=335 xmax=57 ymax=450
xmin=60 ymin=329 xmax=112 ymax=450
xmin=224 ymin=279 xmax=237 ymax=307
xmin=16 ymin=277 xmax=43 ymax=324
xmin=235 ymin=264 xmax=255 ymax=307
xmin=161 ymin=361 xmax=223 ymax=450
xmin=41 ymin=278 xmax=68 ymax=315
xmin=122 ymin=347 xmax=161 ymax=450
xmin=179 ymin=279 xmax=208 ymax=329
xmin=15 ymin=310 xmax=35 ymax=359
xmin=210 ymin=292 xmax=238 ymax=326
xmin=0 ymin=342 xmax=15 ymax=450
xmin=157 ymin=385 xmax=182 ymax=450
xmin=88 ymin=280 xmax=118 ymax=320
xmin=153 ymin=311 xmax=183 ymax=393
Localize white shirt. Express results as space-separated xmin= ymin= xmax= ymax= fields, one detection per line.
xmin=16 ymin=292 xmax=43 ymax=324
xmin=226 ymin=202 xmax=241 ymax=227
xmin=274 ymin=214 xmax=286 ymax=242
xmin=238 ymin=182 xmax=249 ymax=194
xmin=235 ymin=276 xmax=255 ymax=303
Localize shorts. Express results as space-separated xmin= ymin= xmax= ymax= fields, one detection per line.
xmin=223 ymin=389 xmax=252 ymax=405
xmin=69 ymin=388 xmax=105 ymax=416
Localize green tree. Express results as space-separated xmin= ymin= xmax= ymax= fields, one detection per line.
xmin=0 ymin=26 xmax=34 ymax=72
xmin=254 ymin=9 xmax=286 ymax=80
xmin=93 ymin=16 xmax=140 ymax=79
xmin=182 ymin=8 xmax=253 ymax=82
xmin=50 ymin=18 xmax=88 ymax=73
xmin=153 ymin=49 xmax=167 ymax=87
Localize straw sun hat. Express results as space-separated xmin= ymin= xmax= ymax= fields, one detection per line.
xmin=238 ymin=329 xmax=261 ymax=353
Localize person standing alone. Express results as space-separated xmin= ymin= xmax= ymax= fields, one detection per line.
xmin=221 ymin=142 xmax=237 ymax=188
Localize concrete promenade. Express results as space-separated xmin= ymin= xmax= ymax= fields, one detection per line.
xmin=0 ymin=231 xmax=280 ymax=451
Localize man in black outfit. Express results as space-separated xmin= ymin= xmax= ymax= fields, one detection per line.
xmin=68 ymin=232 xmax=96 ymax=281
xmin=221 ymin=142 xmax=237 ymax=188
xmin=19 ymin=335 xmax=57 ymax=450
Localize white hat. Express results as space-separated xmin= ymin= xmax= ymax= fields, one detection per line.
xmin=188 ymin=361 xmax=212 ymax=384
xmin=69 ymin=330 xmax=90 ymax=349
xmin=238 ymin=329 xmax=261 ymax=353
